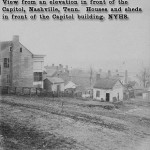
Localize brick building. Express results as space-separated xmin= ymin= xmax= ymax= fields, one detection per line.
xmin=0 ymin=35 xmax=45 ymax=88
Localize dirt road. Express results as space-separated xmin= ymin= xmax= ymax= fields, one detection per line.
xmin=0 ymin=96 xmax=150 ymax=150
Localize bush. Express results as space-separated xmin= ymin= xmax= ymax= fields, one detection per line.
xmin=113 ymin=97 xmax=117 ymax=102
xmin=101 ymin=98 xmax=105 ymax=102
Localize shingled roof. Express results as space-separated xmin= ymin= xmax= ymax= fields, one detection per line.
xmin=46 ymin=69 xmax=57 ymax=77
xmin=45 ymin=77 xmax=64 ymax=84
xmin=93 ymin=78 xmax=119 ymax=89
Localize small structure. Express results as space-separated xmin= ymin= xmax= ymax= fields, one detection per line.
xmin=43 ymin=77 xmax=64 ymax=92
xmin=64 ymin=81 xmax=77 ymax=93
xmin=93 ymin=78 xmax=123 ymax=102
xmin=64 ymin=81 xmax=77 ymax=90
xmin=82 ymin=88 xmax=93 ymax=98
xmin=142 ymin=88 xmax=150 ymax=100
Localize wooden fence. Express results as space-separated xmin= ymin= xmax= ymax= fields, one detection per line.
xmin=0 ymin=86 xmax=76 ymax=98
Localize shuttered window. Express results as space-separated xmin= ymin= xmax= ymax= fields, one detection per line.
xmin=4 ymin=58 xmax=9 ymax=68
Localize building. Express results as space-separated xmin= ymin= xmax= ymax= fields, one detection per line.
xmin=93 ymin=78 xmax=123 ymax=102
xmin=64 ymin=81 xmax=77 ymax=91
xmin=43 ymin=77 xmax=64 ymax=92
xmin=0 ymin=35 xmax=45 ymax=88
xmin=44 ymin=64 xmax=70 ymax=82
xmin=69 ymin=68 xmax=96 ymax=96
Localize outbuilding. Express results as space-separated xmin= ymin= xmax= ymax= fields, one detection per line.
xmin=43 ymin=77 xmax=64 ymax=92
xmin=64 ymin=81 xmax=77 ymax=90
xmin=142 ymin=88 xmax=150 ymax=100
xmin=93 ymin=78 xmax=123 ymax=102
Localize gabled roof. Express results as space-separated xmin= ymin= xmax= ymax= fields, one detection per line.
xmin=45 ymin=77 xmax=64 ymax=84
xmin=0 ymin=41 xmax=33 ymax=55
xmin=1 ymin=41 xmax=12 ymax=50
xmin=64 ymin=80 xmax=75 ymax=86
xmin=43 ymin=71 xmax=47 ymax=74
xmin=19 ymin=42 xmax=33 ymax=55
xmin=93 ymin=78 xmax=119 ymax=89
xmin=46 ymin=69 xmax=57 ymax=77
xmin=64 ymin=81 xmax=77 ymax=89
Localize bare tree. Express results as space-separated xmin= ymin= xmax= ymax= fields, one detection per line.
xmin=89 ymin=66 xmax=93 ymax=88
xmin=138 ymin=67 xmax=150 ymax=88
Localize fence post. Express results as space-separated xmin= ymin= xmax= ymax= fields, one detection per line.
xmin=15 ymin=87 xmax=16 ymax=95
xmin=61 ymin=101 xmax=64 ymax=113
xmin=36 ymin=88 xmax=37 ymax=95
xmin=8 ymin=86 xmax=10 ymax=94
xmin=40 ymin=88 xmax=41 ymax=96
xmin=22 ymin=87 xmax=24 ymax=95
xmin=29 ymin=88 xmax=31 ymax=97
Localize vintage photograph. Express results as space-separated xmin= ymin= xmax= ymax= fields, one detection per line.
xmin=0 ymin=0 xmax=150 ymax=149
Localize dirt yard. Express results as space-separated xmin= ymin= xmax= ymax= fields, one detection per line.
xmin=0 ymin=95 xmax=150 ymax=150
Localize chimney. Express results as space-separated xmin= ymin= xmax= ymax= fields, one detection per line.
xmin=96 ymin=74 xmax=100 ymax=81
xmin=125 ymin=70 xmax=128 ymax=84
xmin=108 ymin=70 xmax=111 ymax=78
xmin=13 ymin=35 xmax=19 ymax=43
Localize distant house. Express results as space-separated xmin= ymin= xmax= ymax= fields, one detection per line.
xmin=43 ymin=77 xmax=64 ymax=92
xmin=44 ymin=64 xmax=70 ymax=82
xmin=0 ymin=35 xmax=45 ymax=88
xmin=64 ymin=81 xmax=77 ymax=91
xmin=69 ymin=69 xmax=96 ymax=97
xmin=142 ymin=88 xmax=150 ymax=100
xmin=74 ymin=86 xmax=88 ymax=98
xmin=93 ymin=78 xmax=123 ymax=102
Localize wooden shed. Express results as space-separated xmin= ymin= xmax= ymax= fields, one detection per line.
xmin=43 ymin=77 xmax=64 ymax=92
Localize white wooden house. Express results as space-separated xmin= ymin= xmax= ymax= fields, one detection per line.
xmin=142 ymin=88 xmax=150 ymax=100
xmin=93 ymin=78 xmax=123 ymax=102
xmin=64 ymin=81 xmax=77 ymax=90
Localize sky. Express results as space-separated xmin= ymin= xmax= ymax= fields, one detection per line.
xmin=0 ymin=0 xmax=150 ymax=73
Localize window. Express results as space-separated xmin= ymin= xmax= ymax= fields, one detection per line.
xmin=20 ymin=47 xmax=22 ymax=52
xmin=4 ymin=58 xmax=9 ymax=68
xmin=9 ymin=46 xmax=12 ymax=52
xmin=96 ymin=91 xmax=100 ymax=97
xmin=34 ymin=72 xmax=42 ymax=81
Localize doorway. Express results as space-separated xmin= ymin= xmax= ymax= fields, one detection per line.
xmin=106 ymin=93 xmax=110 ymax=102
xmin=57 ymin=85 xmax=60 ymax=92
